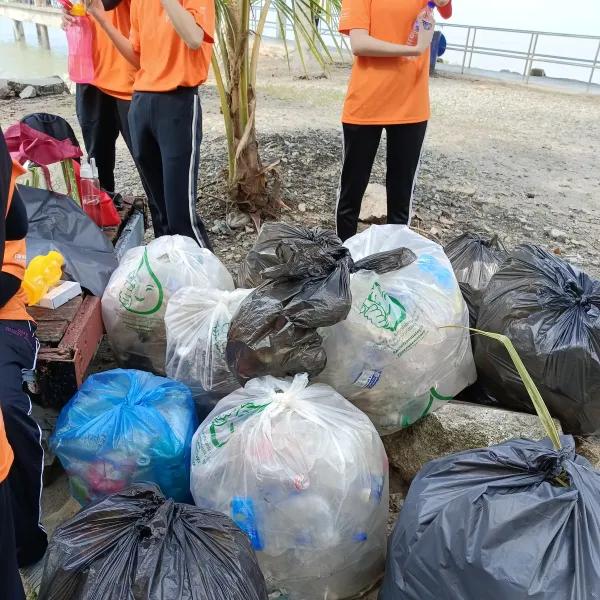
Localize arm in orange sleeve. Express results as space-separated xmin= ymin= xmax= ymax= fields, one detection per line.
xmin=89 ymin=0 xmax=141 ymax=68
xmin=161 ymin=0 xmax=214 ymax=49
xmin=340 ymin=0 xmax=429 ymax=57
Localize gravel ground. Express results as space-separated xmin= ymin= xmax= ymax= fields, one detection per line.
xmin=6 ymin=49 xmax=599 ymax=599
xmin=2 ymin=50 xmax=599 ymax=273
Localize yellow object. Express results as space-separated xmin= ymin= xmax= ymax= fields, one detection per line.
xmin=70 ymin=1 xmax=87 ymax=17
xmin=22 ymin=251 xmax=65 ymax=306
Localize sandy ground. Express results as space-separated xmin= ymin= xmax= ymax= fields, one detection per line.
xmin=3 ymin=48 xmax=599 ymax=597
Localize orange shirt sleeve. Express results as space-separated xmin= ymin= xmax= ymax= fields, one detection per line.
xmin=129 ymin=0 xmax=141 ymax=54
xmin=2 ymin=238 xmax=26 ymax=282
xmin=339 ymin=0 xmax=370 ymax=36
xmin=185 ymin=0 xmax=215 ymax=44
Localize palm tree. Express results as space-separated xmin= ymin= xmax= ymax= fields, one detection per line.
xmin=212 ymin=0 xmax=345 ymax=224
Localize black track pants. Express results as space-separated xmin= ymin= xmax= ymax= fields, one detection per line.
xmin=336 ymin=121 xmax=428 ymax=242
xmin=76 ymin=84 xmax=133 ymax=193
xmin=0 ymin=321 xmax=47 ymax=568
xmin=128 ymin=88 xmax=212 ymax=249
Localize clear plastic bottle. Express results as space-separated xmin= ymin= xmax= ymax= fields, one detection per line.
xmin=66 ymin=0 xmax=95 ymax=84
xmin=80 ymin=157 xmax=100 ymax=207
xmin=407 ymin=1 xmax=436 ymax=48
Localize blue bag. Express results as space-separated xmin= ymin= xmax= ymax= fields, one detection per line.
xmin=51 ymin=369 xmax=197 ymax=505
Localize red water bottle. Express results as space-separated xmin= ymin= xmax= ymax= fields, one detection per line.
xmin=66 ymin=0 xmax=95 ymax=84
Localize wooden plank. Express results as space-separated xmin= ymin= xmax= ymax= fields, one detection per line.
xmin=36 ymin=320 xmax=70 ymax=344
xmin=59 ymin=296 xmax=104 ymax=388
xmin=29 ymin=296 xmax=83 ymax=323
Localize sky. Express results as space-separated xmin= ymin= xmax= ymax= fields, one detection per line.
xmin=450 ymin=0 xmax=600 ymax=36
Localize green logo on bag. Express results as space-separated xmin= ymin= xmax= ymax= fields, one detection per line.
xmin=193 ymin=401 xmax=272 ymax=466
xmin=118 ymin=249 xmax=164 ymax=315
xmin=360 ymin=282 xmax=406 ymax=332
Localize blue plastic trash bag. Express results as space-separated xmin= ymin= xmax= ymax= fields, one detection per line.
xmin=51 ymin=369 xmax=197 ymax=505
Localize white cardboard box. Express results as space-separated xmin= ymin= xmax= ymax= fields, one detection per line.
xmin=36 ymin=281 xmax=82 ymax=310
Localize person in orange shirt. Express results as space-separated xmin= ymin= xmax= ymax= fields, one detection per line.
xmin=64 ymin=0 xmax=137 ymax=193
xmin=88 ymin=0 xmax=214 ymax=248
xmin=0 ymin=130 xmax=44 ymax=599
xmin=336 ymin=0 xmax=452 ymax=241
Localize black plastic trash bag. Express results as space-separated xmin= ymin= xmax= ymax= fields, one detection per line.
xmin=475 ymin=244 xmax=600 ymax=434
xmin=444 ymin=232 xmax=507 ymax=326
xmin=227 ymin=223 xmax=416 ymax=382
xmin=380 ymin=436 xmax=600 ymax=600
xmin=39 ymin=483 xmax=269 ymax=600
xmin=22 ymin=185 xmax=118 ymax=297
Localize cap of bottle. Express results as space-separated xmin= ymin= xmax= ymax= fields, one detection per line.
xmin=70 ymin=0 xmax=87 ymax=16
xmin=80 ymin=157 xmax=94 ymax=179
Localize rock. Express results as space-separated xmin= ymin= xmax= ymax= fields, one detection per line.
xmin=19 ymin=86 xmax=37 ymax=100
xmin=0 ymin=79 xmax=12 ymax=99
xmin=382 ymin=401 xmax=563 ymax=485
xmin=548 ymin=228 xmax=568 ymax=243
xmin=298 ymin=202 xmax=307 ymax=213
xmin=226 ymin=210 xmax=251 ymax=229
xmin=210 ymin=219 xmax=232 ymax=235
xmin=359 ymin=183 xmax=386 ymax=224
xmin=8 ymin=76 xmax=65 ymax=97
xmin=575 ymin=436 xmax=600 ymax=469
xmin=526 ymin=192 xmax=536 ymax=199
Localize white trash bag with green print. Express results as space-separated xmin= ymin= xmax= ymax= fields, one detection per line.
xmin=102 ymin=235 xmax=234 ymax=375
xmin=317 ymin=225 xmax=476 ymax=435
xmin=190 ymin=374 xmax=389 ymax=600
xmin=165 ymin=287 xmax=252 ymax=396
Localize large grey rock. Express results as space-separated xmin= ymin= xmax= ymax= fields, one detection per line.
xmin=8 ymin=76 xmax=65 ymax=97
xmin=383 ymin=401 xmax=563 ymax=484
xmin=359 ymin=183 xmax=386 ymax=224
xmin=0 ymin=78 xmax=12 ymax=99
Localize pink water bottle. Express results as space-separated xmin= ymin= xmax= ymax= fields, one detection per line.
xmin=66 ymin=0 xmax=95 ymax=84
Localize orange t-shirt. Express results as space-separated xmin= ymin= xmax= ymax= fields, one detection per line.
xmin=1 ymin=161 xmax=29 ymax=322
xmin=340 ymin=0 xmax=445 ymax=125
xmin=91 ymin=0 xmax=136 ymax=100
xmin=129 ymin=0 xmax=215 ymax=92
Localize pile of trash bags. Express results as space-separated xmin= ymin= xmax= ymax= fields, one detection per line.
xmin=317 ymin=225 xmax=476 ymax=434
xmin=444 ymin=232 xmax=507 ymax=326
xmin=39 ymin=484 xmax=268 ymax=600
xmin=228 ymin=223 xmax=415 ymax=384
xmin=51 ymin=369 xmax=197 ymax=505
xmin=380 ymin=436 xmax=600 ymax=599
xmin=475 ymin=244 xmax=600 ymax=435
xmin=102 ymin=235 xmax=234 ymax=374
xmin=165 ymin=287 xmax=252 ymax=405
xmin=190 ymin=374 xmax=389 ymax=600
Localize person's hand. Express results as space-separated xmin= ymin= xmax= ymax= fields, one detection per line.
xmin=434 ymin=0 xmax=450 ymax=6
xmin=86 ymin=0 xmax=106 ymax=21
xmin=61 ymin=8 xmax=76 ymax=29
xmin=416 ymin=13 xmax=436 ymax=53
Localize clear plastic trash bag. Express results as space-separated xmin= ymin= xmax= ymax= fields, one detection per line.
xmin=50 ymin=369 xmax=198 ymax=505
xmin=165 ymin=287 xmax=252 ymax=398
xmin=102 ymin=235 xmax=234 ymax=374
xmin=38 ymin=483 xmax=269 ymax=600
xmin=317 ymin=225 xmax=476 ymax=435
xmin=190 ymin=374 xmax=389 ymax=600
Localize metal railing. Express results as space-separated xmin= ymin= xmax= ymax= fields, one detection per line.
xmin=252 ymin=8 xmax=600 ymax=92
xmin=436 ymin=23 xmax=600 ymax=92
